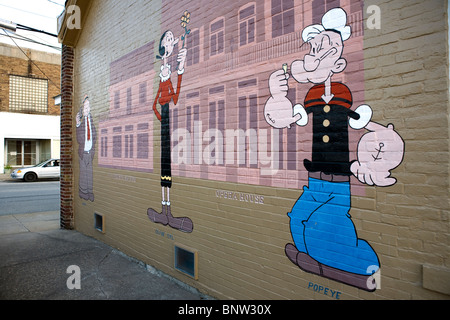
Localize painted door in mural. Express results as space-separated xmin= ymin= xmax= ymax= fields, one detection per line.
xmin=264 ymin=7 xmax=404 ymax=291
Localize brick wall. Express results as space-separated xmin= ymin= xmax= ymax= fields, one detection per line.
xmin=0 ymin=43 xmax=61 ymax=115
xmin=362 ymin=0 xmax=450 ymax=299
xmin=65 ymin=0 xmax=449 ymax=299
xmin=60 ymin=44 xmax=75 ymax=230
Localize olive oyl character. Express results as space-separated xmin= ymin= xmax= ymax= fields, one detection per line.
xmin=147 ymin=11 xmax=194 ymax=233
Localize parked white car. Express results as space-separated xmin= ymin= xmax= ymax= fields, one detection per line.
xmin=11 ymin=159 xmax=60 ymax=182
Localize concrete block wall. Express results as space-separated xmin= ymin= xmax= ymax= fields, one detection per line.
xmin=66 ymin=0 xmax=450 ymax=299
xmin=360 ymin=0 xmax=449 ymax=299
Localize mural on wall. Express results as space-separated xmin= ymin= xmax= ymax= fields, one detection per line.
xmin=93 ymin=0 xmax=406 ymax=292
xmin=264 ymin=8 xmax=405 ymax=291
xmin=76 ymin=95 xmax=96 ymax=202
xmin=147 ymin=11 xmax=194 ymax=233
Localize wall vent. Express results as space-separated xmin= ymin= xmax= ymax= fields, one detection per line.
xmin=94 ymin=213 xmax=105 ymax=233
xmin=174 ymin=244 xmax=198 ymax=280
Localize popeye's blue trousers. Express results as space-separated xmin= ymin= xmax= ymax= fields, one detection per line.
xmin=288 ymin=178 xmax=380 ymax=275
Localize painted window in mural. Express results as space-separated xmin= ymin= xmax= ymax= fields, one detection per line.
xmin=239 ymin=3 xmax=255 ymax=47
xmin=137 ymin=126 xmax=149 ymax=159
xmin=112 ymin=130 xmax=121 ymax=158
xmin=237 ymin=79 xmax=258 ymax=168
xmin=100 ymin=130 xmax=108 ymax=158
xmin=272 ymin=0 xmax=295 ymax=38
xmin=207 ymin=88 xmax=226 ymax=167
xmin=312 ymin=0 xmax=341 ymax=24
xmin=186 ymin=28 xmax=200 ymax=66
xmin=139 ymin=82 xmax=147 ymax=104
xmin=210 ymin=18 xmax=225 ymax=56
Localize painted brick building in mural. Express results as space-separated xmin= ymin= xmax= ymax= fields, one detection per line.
xmin=97 ymin=0 xmax=366 ymax=190
xmin=58 ymin=0 xmax=450 ymax=300
xmin=98 ymin=42 xmax=155 ymax=172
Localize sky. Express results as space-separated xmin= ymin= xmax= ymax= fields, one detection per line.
xmin=0 ymin=0 xmax=65 ymax=54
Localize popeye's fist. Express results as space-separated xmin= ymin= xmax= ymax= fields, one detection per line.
xmin=351 ymin=122 xmax=404 ymax=186
xmin=269 ymin=69 xmax=289 ymax=97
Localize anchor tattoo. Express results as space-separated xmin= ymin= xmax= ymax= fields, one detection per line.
xmin=372 ymin=142 xmax=385 ymax=161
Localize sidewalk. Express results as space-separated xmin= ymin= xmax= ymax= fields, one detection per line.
xmin=0 ymin=173 xmax=12 ymax=181
xmin=0 ymin=211 xmax=209 ymax=300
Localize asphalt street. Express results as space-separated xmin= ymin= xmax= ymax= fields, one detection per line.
xmin=0 ymin=180 xmax=60 ymax=215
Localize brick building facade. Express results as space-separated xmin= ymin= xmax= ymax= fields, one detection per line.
xmin=58 ymin=0 xmax=449 ymax=299
xmin=0 ymin=43 xmax=61 ymax=173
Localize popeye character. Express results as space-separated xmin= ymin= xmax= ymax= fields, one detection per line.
xmin=147 ymin=27 xmax=194 ymax=233
xmin=264 ymin=8 xmax=404 ymax=291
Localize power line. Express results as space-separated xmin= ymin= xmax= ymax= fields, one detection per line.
xmin=0 ymin=31 xmax=61 ymax=51
xmin=1 ymin=28 xmax=61 ymax=91
xmin=47 ymin=0 xmax=65 ymax=7
xmin=16 ymin=24 xmax=58 ymax=38
xmin=16 ymin=30 xmax=62 ymax=51
xmin=0 ymin=4 xmax=57 ymax=20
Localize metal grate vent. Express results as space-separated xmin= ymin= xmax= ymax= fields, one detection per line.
xmin=174 ymin=244 xmax=198 ymax=280
xmin=94 ymin=213 xmax=104 ymax=233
